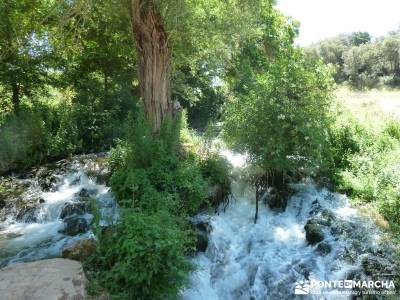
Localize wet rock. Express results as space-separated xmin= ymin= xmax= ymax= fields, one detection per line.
xmin=78 ymin=188 xmax=90 ymax=198
xmin=330 ymin=220 xmax=356 ymax=236
xmin=62 ymin=238 xmax=97 ymax=261
xmin=0 ymin=198 xmax=6 ymax=210
xmin=195 ymin=219 xmax=211 ymax=252
xmin=195 ymin=221 xmax=211 ymax=233
xmin=293 ymin=261 xmax=312 ymax=279
xmin=78 ymin=188 xmax=96 ymax=201
xmin=0 ymin=258 xmax=86 ymax=299
xmin=346 ymin=268 xmax=364 ymax=281
xmin=304 ymin=219 xmax=324 ymax=245
xmin=39 ymin=198 xmax=45 ymax=204
xmin=266 ymin=188 xmax=290 ymax=212
xmin=309 ymin=199 xmax=322 ymax=216
xmin=60 ymin=202 xmax=86 ymax=219
xmin=190 ymin=217 xmax=211 ymax=252
xmin=197 ymin=231 xmax=209 ymax=252
xmin=70 ymin=176 xmax=81 ymax=186
xmin=61 ymin=217 xmax=88 ymax=236
xmin=361 ymin=255 xmax=395 ymax=277
xmin=38 ymin=173 xmax=59 ymax=191
xmin=16 ymin=206 xmax=37 ymax=223
xmin=316 ymin=242 xmax=332 ymax=255
xmin=320 ymin=209 xmax=335 ymax=226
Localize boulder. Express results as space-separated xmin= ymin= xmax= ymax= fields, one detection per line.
xmin=309 ymin=199 xmax=322 ymax=216
xmin=316 ymin=242 xmax=332 ymax=255
xmin=38 ymin=172 xmax=59 ymax=192
xmin=0 ymin=198 xmax=6 ymax=210
xmin=361 ymin=255 xmax=395 ymax=277
xmin=190 ymin=217 xmax=211 ymax=252
xmin=60 ymin=202 xmax=86 ymax=219
xmin=330 ymin=219 xmax=356 ymax=236
xmin=16 ymin=206 xmax=37 ymax=223
xmin=0 ymin=258 xmax=86 ymax=300
xmin=304 ymin=219 xmax=324 ymax=245
xmin=62 ymin=238 xmax=97 ymax=262
xmin=61 ymin=217 xmax=89 ymax=236
xmin=78 ymin=188 xmax=91 ymax=198
xmin=266 ymin=189 xmax=289 ymax=212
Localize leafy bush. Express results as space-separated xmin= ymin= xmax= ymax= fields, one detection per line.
xmin=199 ymin=152 xmax=231 ymax=190
xmin=330 ymin=113 xmax=400 ymax=230
xmin=86 ymin=209 xmax=192 ymax=300
xmin=87 ymin=112 xmax=231 ymax=299
xmin=328 ymin=109 xmax=370 ymax=170
xmin=383 ymin=119 xmax=400 ymax=141
xmin=0 ymin=92 xmax=132 ymax=174
xmin=224 ymin=49 xmax=334 ymax=177
xmin=109 ymin=113 xmax=208 ymax=215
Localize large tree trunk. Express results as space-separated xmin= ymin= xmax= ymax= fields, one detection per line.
xmin=130 ymin=0 xmax=173 ymax=134
xmin=11 ymin=81 xmax=20 ymax=112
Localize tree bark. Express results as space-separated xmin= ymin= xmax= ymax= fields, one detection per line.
xmin=11 ymin=82 xmax=20 ymax=112
xmin=254 ymin=184 xmax=259 ymax=224
xmin=130 ymin=0 xmax=173 ymax=134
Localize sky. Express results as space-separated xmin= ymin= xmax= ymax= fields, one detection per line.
xmin=277 ymin=0 xmax=400 ymax=46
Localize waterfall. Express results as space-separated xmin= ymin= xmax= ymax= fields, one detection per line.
xmin=0 ymin=155 xmax=118 ymax=267
xmin=182 ymin=151 xmax=397 ymax=299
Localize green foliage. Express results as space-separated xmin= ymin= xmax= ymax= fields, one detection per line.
xmin=0 ymin=0 xmax=53 ymax=110
xmin=0 ymin=0 xmax=138 ymax=174
xmin=173 ymin=64 xmax=227 ymax=130
xmin=305 ymin=34 xmax=353 ymax=83
xmin=224 ymin=11 xmax=334 ymax=176
xmin=199 ymin=152 xmax=231 ymax=190
xmin=0 ymin=92 xmax=133 ymax=174
xmin=85 ymin=209 xmax=192 ymax=300
xmin=330 ymin=112 xmax=400 ymax=228
xmin=306 ymin=32 xmax=400 ymax=89
xmin=350 ymin=32 xmax=372 ymax=46
xmin=88 ymin=112 xmax=231 ymax=299
xmin=383 ymin=119 xmax=400 ymax=141
xmin=109 ymin=113 xmax=208 ymax=215
xmin=328 ymin=109 xmax=369 ymax=170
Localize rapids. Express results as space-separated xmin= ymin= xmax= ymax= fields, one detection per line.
xmin=0 ymin=155 xmax=118 ymax=267
xmin=182 ymin=151 xmax=398 ymax=299
xmin=0 ymin=152 xmax=397 ymax=299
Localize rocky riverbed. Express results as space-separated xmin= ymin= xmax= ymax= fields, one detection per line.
xmin=182 ymin=152 xmax=400 ymax=300
xmin=0 ymin=153 xmax=118 ymax=267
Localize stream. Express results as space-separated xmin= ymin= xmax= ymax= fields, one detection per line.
xmin=182 ymin=151 xmax=398 ymax=299
xmin=0 ymin=152 xmax=398 ymax=299
xmin=0 ymin=154 xmax=118 ymax=267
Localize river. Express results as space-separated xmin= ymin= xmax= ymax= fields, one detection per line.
xmin=0 ymin=152 xmax=398 ymax=299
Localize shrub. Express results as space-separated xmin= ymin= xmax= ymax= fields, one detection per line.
xmin=0 ymin=92 xmax=132 ymax=174
xmin=85 ymin=209 xmax=192 ymax=300
xmin=224 ymin=49 xmax=334 ymax=178
xmin=88 ymin=111 xmax=231 ymax=299
xmin=330 ymin=113 xmax=400 ymax=229
xmin=383 ymin=119 xmax=400 ymax=141
xmin=109 ymin=113 xmax=208 ymax=216
xmin=199 ymin=152 xmax=231 ymax=190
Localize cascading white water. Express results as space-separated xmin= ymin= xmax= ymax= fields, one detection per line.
xmin=182 ymin=151 xmax=396 ymax=300
xmin=0 ymin=159 xmax=118 ymax=267
xmin=0 ymin=152 xmax=396 ymax=298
